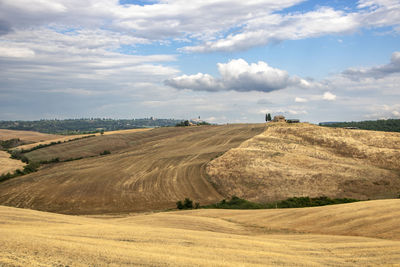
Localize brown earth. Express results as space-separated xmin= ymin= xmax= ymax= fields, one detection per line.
xmin=1 ymin=200 xmax=400 ymax=266
xmin=0 ymin=124 xmax=265 ymax=214
xmin=207 ymin=123 xmax=400 ymax=202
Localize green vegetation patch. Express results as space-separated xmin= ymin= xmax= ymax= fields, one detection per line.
xmin=0 ymin=118 xmax=183 ymax=134
xmin=320 ymin=119 xmax=400 ymax=132
xmin=201 ymin=196 xmax=359 ymax=209
xmin=0 ymin=138 xmax=24 ymax=150
xmin=0 ymin=162 xmax=40 ymax=183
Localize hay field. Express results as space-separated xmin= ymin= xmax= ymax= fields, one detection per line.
xmin=1 ymin=200 xmax=400 ymax=266
xmin=15 ymin=128 xmax=151 ymax=151
xmin=22 ymin=128 xmax=153 ymax=162
xmin=207 ymin=123 xmax=400 ymax=202
xmin=0 ymin=129 xmax=62 ymax=143
xmin=0 ymin=124 xmax=265 ymax=214
xmin=0 ymin=151 xmax=26 ymax=175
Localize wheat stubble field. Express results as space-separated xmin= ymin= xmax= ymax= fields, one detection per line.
xmin=1 ymin=200 xmax=400 ymax=266
xmin=0 ymin=124 xmax=265 ymax=214
xmin=1 ymin=123 xmax=400 ymax=266
xmin=207 ymin=123 xmax=400 ymax=202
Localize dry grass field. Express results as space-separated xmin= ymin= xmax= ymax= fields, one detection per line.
xmin=0 ymin=129 xmax=62 ymax=144
xmin=0 ymin=151 xmax=26 ymax=175
xmin=1 ymin=199 xmax=400 ymax=266
xmin=0 ymin=124 xmax=265 ymax=214
xmin=207 ymin=123 xmax=400 ymax=202
xmin=14 ymin=128 xmax=151 ymax=151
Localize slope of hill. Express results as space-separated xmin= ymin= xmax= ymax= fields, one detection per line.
xmin=0 ymin=151 xmax=26 ymax=175
xmin=207 ymin=123 xmax=400 ymax=202
xmin=15 ymin=128 xmax=151 ymax=152
xmin=0 ymin=124 xmax=265 ymax=214
xmin=0 ymin=129 xmax=62 ymax=143
xmin=1 ymin=200 xmax=400 ymax=266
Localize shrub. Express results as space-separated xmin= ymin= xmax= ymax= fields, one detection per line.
xmin=176 ymin=198 xmax=198 ymax=210
xmin=176 ymin=200 xmax=184 ymax=210
xmin=183 ymin=198 xmax=193 ymax=209
xmin=100 ymin=150 xmax=111 ymax=155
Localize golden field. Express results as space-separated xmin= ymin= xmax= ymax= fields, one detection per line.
xmin=0 ymin=128 xmax=151 ymax=175
xmin=0 ymin=129 xmax=63 ymax=144
xmin=0 ymin=124 xmax=265 ymax=214
xmin=15 ymin=128 xmax=151 ymax=151
xmin=207 ymin=123 xmax=400 ymax=202
xmin=1 ymin=199 xmax=400 ymax=266
xmin=0 ymin=151 xmax=26 ymax=175
xmin=1 ymin=124 xmax=400 ymax=266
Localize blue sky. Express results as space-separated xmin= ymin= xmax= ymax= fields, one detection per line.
xmin=0 ymin=0 xmax=399 ymax=123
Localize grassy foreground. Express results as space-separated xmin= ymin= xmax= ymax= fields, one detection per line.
xmin=1 ymin=199 xmax=400 ymax=266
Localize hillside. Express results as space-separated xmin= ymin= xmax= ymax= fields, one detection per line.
xmin=207 ymin=123 xmax=400 ymax=202
xmin=0 ymin=129 xmax=62 ymax=144
xmin=1 ymin=200 xmax=400 ymax=266
xmin=0 ymin=151 xmax=26 ymax=176
xmin=0 ymin=124 xmax=265 ymax=214
xmin=15 ymin=128 xmax=150 ymax=152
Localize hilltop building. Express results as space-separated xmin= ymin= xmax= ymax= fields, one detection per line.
xmin=273 ymin=115 xmax=286 ymax=122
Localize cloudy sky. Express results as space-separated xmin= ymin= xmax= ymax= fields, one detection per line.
xmin=0 ymin=0 xmax=399 ymax=123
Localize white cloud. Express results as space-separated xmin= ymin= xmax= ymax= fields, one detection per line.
xmin=295 ymin=97 xmax=308 ymax=103
xmin=364 ymin=104 xmax=400 ymax=119
xmin=166 ymin=59 xmax=314 ymax=92
xmin=0 ymin=46 xmax=35 ymax=58
xmin=0 ymin=0 xmax=399 ymax=53
xmin=322 ymin=92 xmax=337 ymax=101
xmin=342 ymin=51 xmax=400 ymax=80
xmin=183 ymin=7 xmax=361 ymax=52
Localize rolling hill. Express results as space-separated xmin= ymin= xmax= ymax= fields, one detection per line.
xmin=1 ymin=199 xmax=400 ymax=266
xmin=0 ymin=123 xmax=399 ymax=214
xmin=0 ymin=124 xmax=265 ymax=214
xmin=0 ymin=129 xmax=63 ymax=144
xmin=207 ymin=123 xmax=400 ymax=202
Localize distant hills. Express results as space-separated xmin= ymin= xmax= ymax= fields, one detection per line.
xmin=0 ymin=118 xmax=183 ymax=134
xmin=319 ymin=119 xmax=400 ymax=132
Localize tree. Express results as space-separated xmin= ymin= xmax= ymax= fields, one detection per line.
xmin=265 ymin=113 xmax=272 ymax=122
xmin=183 ymin=198 xmax=193 ymax=209
xmin=176 ymin=200 xmax=184 ymax=209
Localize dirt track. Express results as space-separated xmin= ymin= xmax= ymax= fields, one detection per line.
xmin=0 ymin=124 xmax=265 ymax=214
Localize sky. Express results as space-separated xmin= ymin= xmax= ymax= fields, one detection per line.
xmin=0 ymin=0 xmax=399 ymax=123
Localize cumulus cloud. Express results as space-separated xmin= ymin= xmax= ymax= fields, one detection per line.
xmin=165 ymin=59 xmax=314 ymax=92
xmin=322 ymin=92 xmax=337 ymax=101
xmin=295 ymin=97 xmax=308 ymax=103
xmin=342 ymin=51 xmax=400 ymax=80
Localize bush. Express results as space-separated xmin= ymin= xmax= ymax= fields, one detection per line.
xmin=176 ymin=198 xmax=199 ymax=210
xmin=176 ymin=200 xmax=184 ymax=210
xmin=100 ymin=150 xmax=111 ymax=155
xmin=183 ymin=198 xmax=193 ymax=209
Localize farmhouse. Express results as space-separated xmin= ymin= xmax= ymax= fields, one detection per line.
xmin=273 ymin=115 xmax=286 ymax=122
